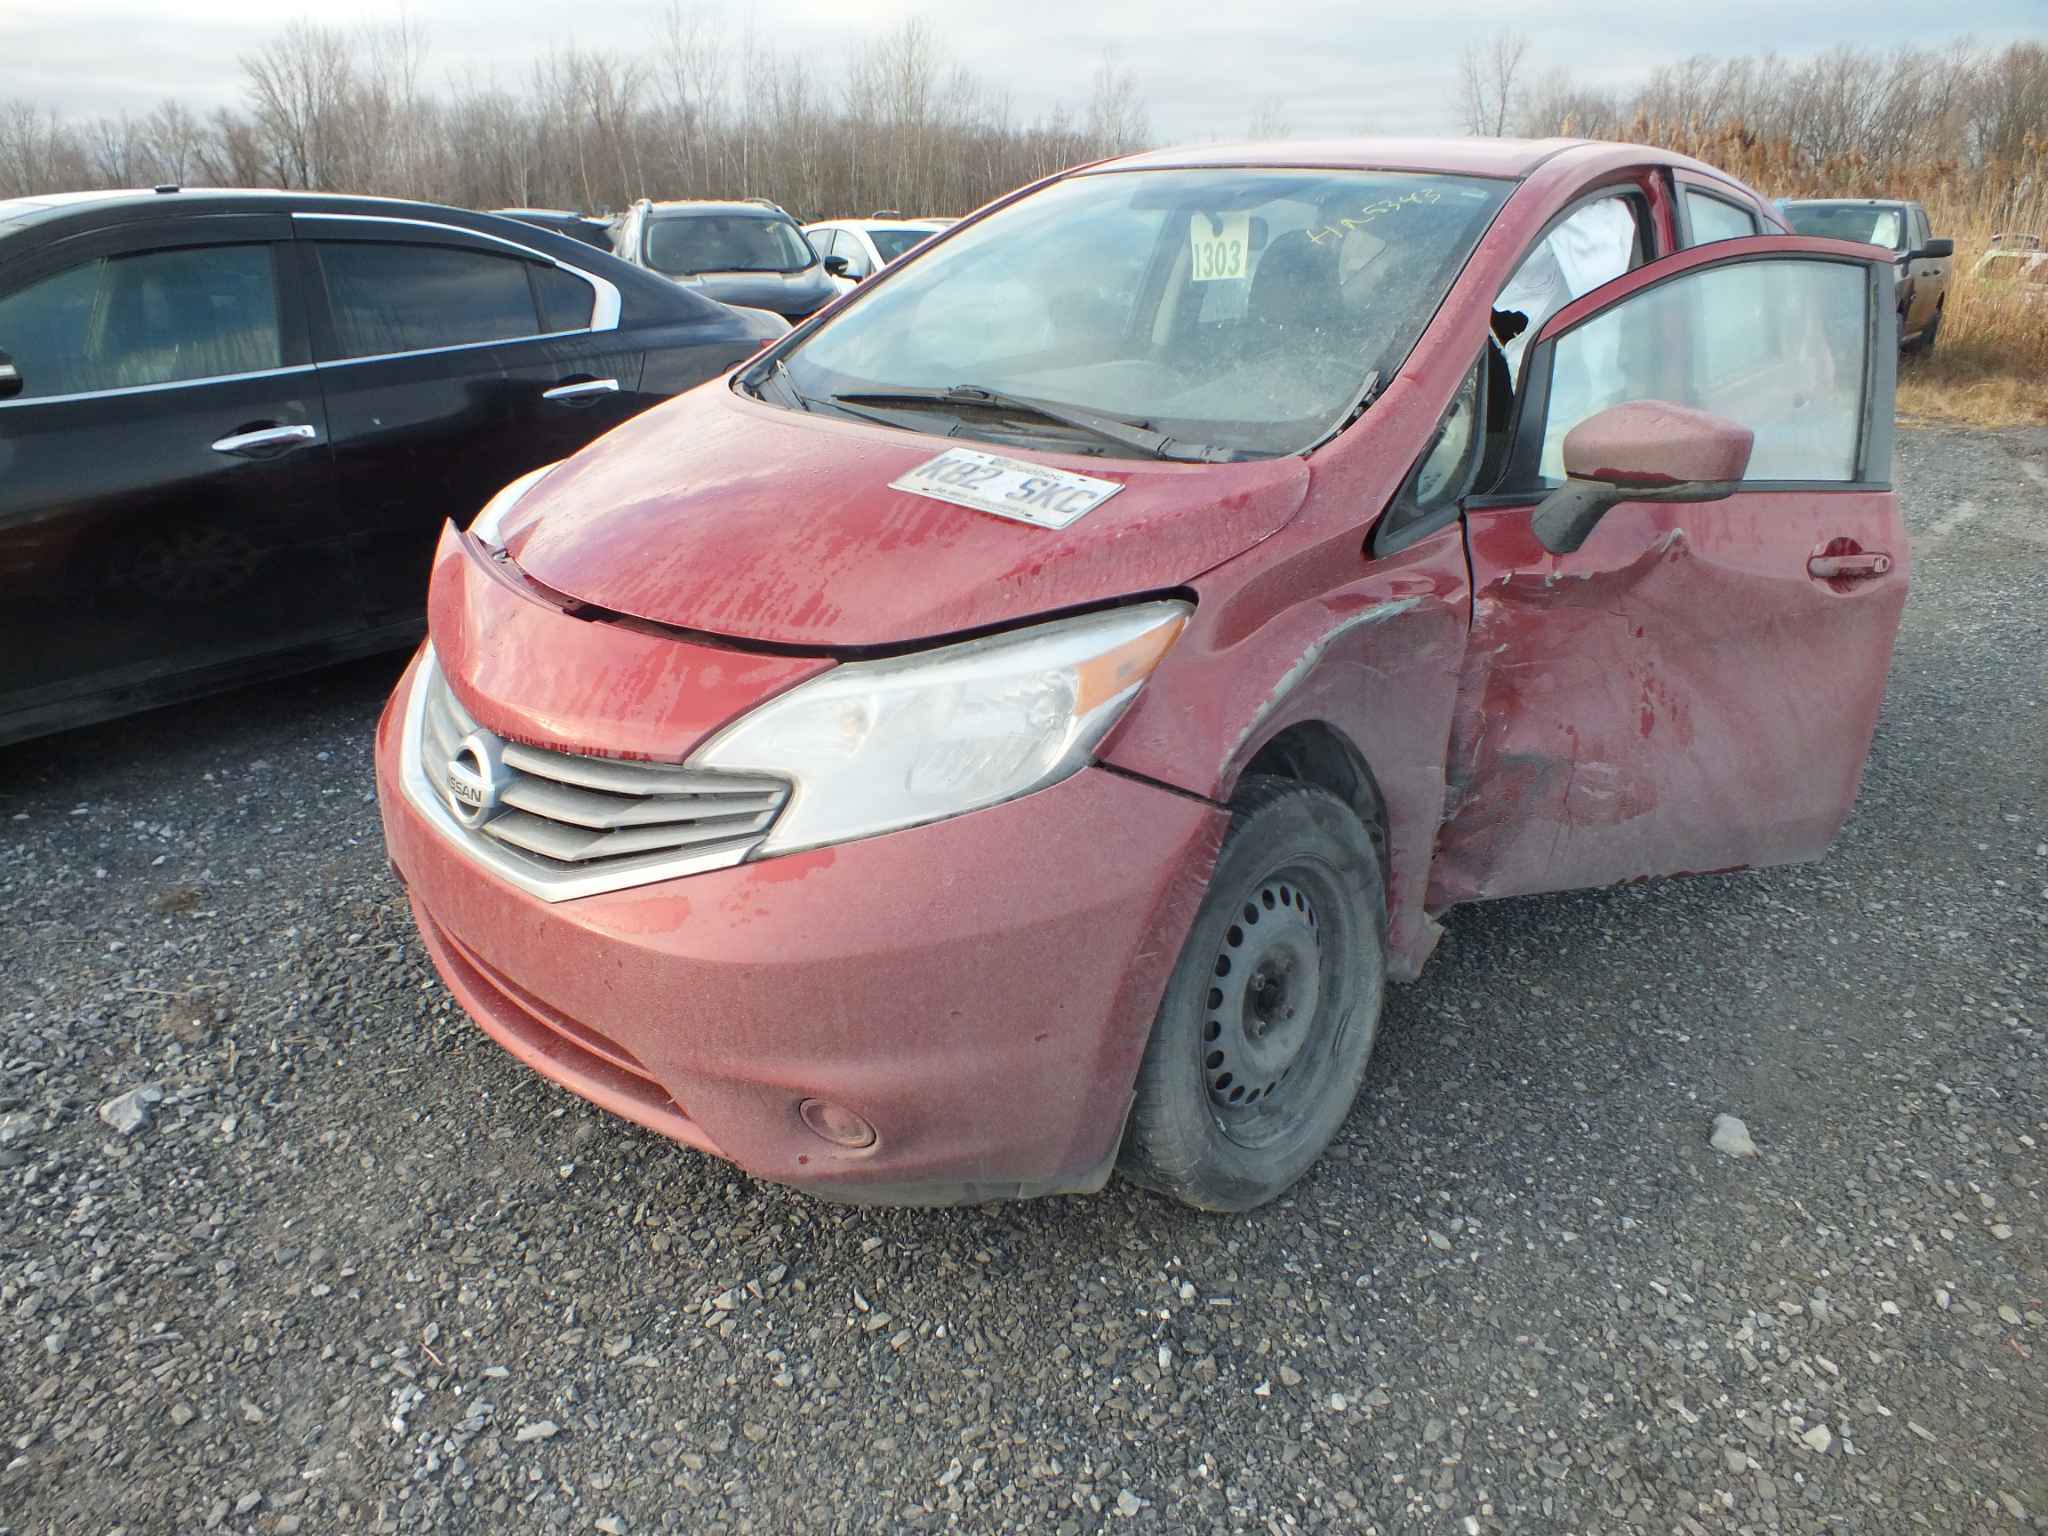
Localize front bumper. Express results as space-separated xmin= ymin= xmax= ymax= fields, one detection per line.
xmin=376 ymin=653 xmax=1224 ymax=1203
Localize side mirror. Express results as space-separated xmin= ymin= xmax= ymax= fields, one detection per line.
xmin=0 ymin=350 xmax=19 ymax=401
xmin=823 ymin=255 xmax=850 ymax=277
xmin=1919 ymin=237 xmax=1954 ymax=260
xmin=1530 ymin=401 xmax=1753 ymax=556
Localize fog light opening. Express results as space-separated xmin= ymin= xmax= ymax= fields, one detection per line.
xmin=798 ymin=1097 xmax=876 ymax=1150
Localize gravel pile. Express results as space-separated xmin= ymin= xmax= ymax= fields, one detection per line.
xmin=2 ymin=425 xmax=2042 ymax=1533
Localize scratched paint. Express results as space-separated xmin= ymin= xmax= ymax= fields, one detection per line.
xmin=500 ymin=385 xmax=1311 ymax=649
xmin=426 ymin=523 xmax=831 ymax=762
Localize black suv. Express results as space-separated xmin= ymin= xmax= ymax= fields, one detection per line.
xmin=493 ymin=208 xmax=616 ymax=250
xmin=611 ymin=198 xmax=841 ymax=322
xmin=0 ymin=188 xmax=787 ymax=746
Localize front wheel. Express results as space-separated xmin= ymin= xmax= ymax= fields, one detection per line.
xmin=1118 ymin=776 xmax=1387 ymax=1211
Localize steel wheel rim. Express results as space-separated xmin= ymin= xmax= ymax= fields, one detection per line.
xmin=1200 ymin=858 xmax=1347 ymax=1148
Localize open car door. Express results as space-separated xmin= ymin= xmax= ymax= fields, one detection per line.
xmin=1431 ymin=235 xmax=1909 ymax=906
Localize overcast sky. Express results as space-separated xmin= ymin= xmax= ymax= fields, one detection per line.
xmin=2 ymin=0 xmax=2042 ymax=142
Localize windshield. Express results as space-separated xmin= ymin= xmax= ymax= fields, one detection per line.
xmin=1784 ymin=203 xmax=1906 ymax=251
xmin=776 ymin=168 xmax=1509 ymax=458
xmin=645 ymin=213 xmax=815 ymax=275
xmin=869 ymin=227 xmax=939 ymax=263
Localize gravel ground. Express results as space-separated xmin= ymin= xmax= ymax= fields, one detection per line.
xmin=2 ymin=425 xmax=2043 ymax=1536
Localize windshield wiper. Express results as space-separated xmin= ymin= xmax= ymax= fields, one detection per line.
xmin=832 ymin=384 xmax=1232 ymax=462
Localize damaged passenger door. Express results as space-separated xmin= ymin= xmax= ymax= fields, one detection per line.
xmin=1430 ymin=236 xmax=1908 ymax=906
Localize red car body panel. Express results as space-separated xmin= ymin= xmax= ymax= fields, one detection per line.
xmin=500 ymin=388 xmax=1311 ymax=649
xmin=378 ymin=138 xmax=1908 ymax=1202
xmin=424 ymin=523 xmax=831 ymax=760
xmin=378 ymin=647 xmax=1225 ymax=1202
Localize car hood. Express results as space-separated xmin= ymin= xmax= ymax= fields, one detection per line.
xmin=681 ymin=269 xmax=835 ymax=316
xmin=500 ymin=386 xmax=1311 ymax=650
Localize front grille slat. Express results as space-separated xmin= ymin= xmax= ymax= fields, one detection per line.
xmin=485 ymin=807 xmax=777 ymax=863
xmin=498 ymin=775 xmax=785 ymax=831
xmin=499 ymin=741 xmax=784 ymax=799
xmin=412 ymin=658 xmax=791 ymax=889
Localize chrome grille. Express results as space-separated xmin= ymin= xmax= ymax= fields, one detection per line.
xmin=404 ymin=652 xmax=790 ymax=900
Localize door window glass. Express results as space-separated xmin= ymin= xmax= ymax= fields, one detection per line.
xmin=837 ymin=238 xmax=873 ymax=279
xmin=318 ymin=242 xmax=539 ymax=358
xmin=1538 ymin=257 xmax=1867 ymax=482
xmin=1413 ymin=358 xmax=1482 ymax=511
xmin=1495 ymin=195 xmax=1644 ymax=377
xmin=534 ymin=265 xmax=595 ymax=332
xmin=1686 ymin=191 xmax=1759 ymax=246
xmin=0 ymin=245 xmax=281 ymax=399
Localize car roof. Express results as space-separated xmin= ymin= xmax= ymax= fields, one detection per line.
xmin=1780 ymin=198 xmax=1911 ymax=209
xmin=642 ymin=200 xmax=794 ymax=219
xmin=1095 ymin=136 xmax=1589 ymax=179
xmin=806 ymin=218 xmax=952 ymax=230
xmin=0 ymin=187 xmax=589 ymax=239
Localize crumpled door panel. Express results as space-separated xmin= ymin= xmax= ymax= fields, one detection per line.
xmin=1430 ymin=490 xmax=1907 ymax=908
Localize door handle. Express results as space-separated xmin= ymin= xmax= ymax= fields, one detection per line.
xmin=1807 ymin=550 xmax=1892 ymax=581
xmin=541 ymin=378 xmax=620 ymax=402
xmin=210 ymin=423 xmax=320 ymax=456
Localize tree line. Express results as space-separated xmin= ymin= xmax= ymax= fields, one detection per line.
xmin=1466 ymin=33 xmax=2047 ymax=178
xmin=2 ymin=14 xmax=2043 ymax=222
xmin=0 ymin=10 xmax=1148 ymax=220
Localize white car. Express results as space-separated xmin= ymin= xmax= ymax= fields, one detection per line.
xmin=803 ymin=216 xmax=956 ymax=292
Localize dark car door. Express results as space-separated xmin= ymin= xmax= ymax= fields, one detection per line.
xmin=0 ymin=214 xmax=347 ymax=742
xmin=297 ymin=214 xmax=645 ymax=627
xmin=1432 ymin=235 xmax=1906 ymax=906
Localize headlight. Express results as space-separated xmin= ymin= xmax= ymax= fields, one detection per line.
xmin=688 ymin=601 xmax=1190 ymax=855
xmin=468 ymin=463 xmax=557 ymax=549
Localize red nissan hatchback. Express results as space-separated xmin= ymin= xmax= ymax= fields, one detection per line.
xmin=376 ymin=138 xmax=1907 ymax=1209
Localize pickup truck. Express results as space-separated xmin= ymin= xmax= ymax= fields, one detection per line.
xmin=1778 ymin=198 xmax=1953 ymax=350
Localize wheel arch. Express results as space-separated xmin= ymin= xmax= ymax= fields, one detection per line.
xmin=1236 ymin=719 xmax=1390 ymax=871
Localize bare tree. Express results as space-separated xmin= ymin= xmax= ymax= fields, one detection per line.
xmin=1247 ymin=97 xmax=1292 ymax=140
xmin=1084 ymin=57 xmax=1149 ymax=158
xmin=1458 ymin=28 xmax=1529 ymax=137
xmin=241 ymin=20 xmax=355 ymax=187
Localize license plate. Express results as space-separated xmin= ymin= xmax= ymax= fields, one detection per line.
xmin=889 ymin=447 xmax=1125 ymax=530
xmin=1189 ymin=212 xmax=1250 ymax=283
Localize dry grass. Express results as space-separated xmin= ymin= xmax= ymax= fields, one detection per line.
xmin=1636 ymin=124 xmax=2048 ymax=427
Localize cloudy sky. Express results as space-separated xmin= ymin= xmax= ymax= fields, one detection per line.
xmin=2 ymin=0 xmax=2042 ymax=141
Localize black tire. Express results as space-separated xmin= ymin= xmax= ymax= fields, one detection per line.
xmin=1118 ymin=775 xmax=1387 ymax=1211
xmin=1903 ymin=300 xmax=1942 ymax=354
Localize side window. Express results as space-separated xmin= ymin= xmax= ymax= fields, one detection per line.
xmin=1494 ymin=194 xmax=1645 ymax=377
xmin=1537 ymin=257 xmax=1868 ymax=483
xmin=838 ymin=238 xmax=874 ymax=280
xmin=1414 ymin=358 xmax=1483 ymax=509
xmin=810 ymin=229 xmax=839 ymax=259
xmin=1685 ymin=191 xmax=1759 ymax=246
xmin=317 ymin=242 xmax=539 ymax=359
xmin=0 ymin=244 xmax=280 ymax=400
xmin=534 ymin=265 xmax=594 ymax=332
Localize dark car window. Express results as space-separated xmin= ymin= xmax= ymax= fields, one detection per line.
xmin=1685 ymin=190 xmax=1759 ymax=246
xmin=318 ymin=242 xmax=539 ymax=358
xmin=1783 ymin=204 xmax=1907 ymax=251
xmin=868 ymin=228 xmax=935 ymax=263
xmin=0 ymin=244 xmax=281 ymax=400
xmin=644 ymin=214 xmax=815 ymax=276
xmin=534 ymin=265 xmax=595 ymax=332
